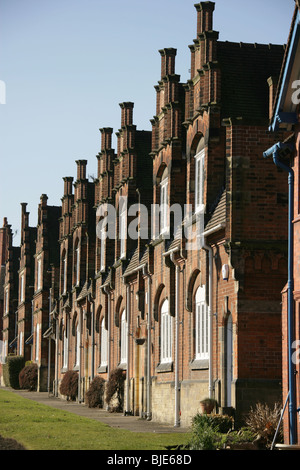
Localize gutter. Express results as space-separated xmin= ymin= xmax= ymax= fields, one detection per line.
xmin=263 ymin=141 xmax=296 ymax=445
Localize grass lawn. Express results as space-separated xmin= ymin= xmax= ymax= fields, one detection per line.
xmin=0 ymin=389 xmax=190 ymax=450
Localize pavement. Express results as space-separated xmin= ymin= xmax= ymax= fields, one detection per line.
xmin=2 ymin=388 xmax=190 ymax=434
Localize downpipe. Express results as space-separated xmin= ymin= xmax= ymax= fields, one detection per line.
xmin=142 ymin=265 xmax=152 ymax=421
xmin=263 ymin=141 xmax=296 ymax=445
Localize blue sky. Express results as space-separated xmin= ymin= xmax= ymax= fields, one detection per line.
xmin=0 ymin=0 xmax=295 ymax=245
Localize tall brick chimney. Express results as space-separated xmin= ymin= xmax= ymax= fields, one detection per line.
xmin=195 ymin=1 xmax=215 ymax=35
xmin=63 ymin=176 xmax=73 ymax=197
xmin=0 ymin=217 xmax=9 ymax=266
xmin=120 ymin=102 xmax=134 ymax=127
xmin=159 ymin=48 xmax=177 ymax=78
xmin=76 ymin=160 xmax=87 ymax=180
xmin=100 ymin=127 xmax=113 ymax=151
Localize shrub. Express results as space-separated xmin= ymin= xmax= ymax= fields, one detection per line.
xmin=19 ymin=362 xmax=38 ymax=391
xmin=188 ymin=416 xmax=224 ymax=450
xmin=192 ymin=413 xmax=234 ymax=434
xmin=105 ymin=368 xmax=125 ymax=412
xmin=2 ymin=356 xmax=25 ymax=389
xmin=245 ymin=402 xmax=283 ymax=447
xmin=59 ymin=370 xmax=78 ymax=401
xmin=86 ymin=376 xmax=105 ymax=408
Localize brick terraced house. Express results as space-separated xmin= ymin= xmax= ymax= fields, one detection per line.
xmin=0 ymin=2 xmax=294 ymax=432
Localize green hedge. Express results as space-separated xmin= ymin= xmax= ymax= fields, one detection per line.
xmin=3 ymin=356 xmax=25 ymax=389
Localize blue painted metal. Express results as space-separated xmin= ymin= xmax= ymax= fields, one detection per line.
xmin=270 ymin=11 xmax=300 ymax=132
xmin=263 ymin=141 xmax=296 ymax=445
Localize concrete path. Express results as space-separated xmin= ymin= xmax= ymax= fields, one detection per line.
xmin=3 ymin=388 xmax=190 ymax=434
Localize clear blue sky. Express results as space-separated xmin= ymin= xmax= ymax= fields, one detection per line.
xmin=0 ymin=0 xmax=295 ymax=245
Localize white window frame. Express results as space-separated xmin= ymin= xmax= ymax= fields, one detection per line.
xmin=195 ymin=285 xmax=208 ymax=360
xmin=75 ymin=244 xmax=80 ymax=285
xmin=120 ymin=206 xmax=127 ymax=259
xmin=160 ymin=299 xmax=172 ymax=364
xmin=195 ymin=149 xmax=205 ymax=213
xmin=37 ymin=256 xmax=42 ymax=291
xmin=4 ymin=287 xmax=9 ymax=314
xmin=35 ymin=324 xmax=40 ymax=362
xmin=20 ymin=273 xmax=25 ymax=303
xmin=75 ymin=321 xmax=80 ymax=367
xmin=120 ymin=309 xmax=128 ymax=365
xmin=63 ymin=255 xmax=67 ymax=294
xmin=19 ymin=331 xmax=23 ymax=356
xmin=100 ymin=226 xmax=106 ymax=271
xmin=100 ymin=318 xmax=108 ymax=367
xmin=160 ymin=177 xmax=169 ymax=235
xmin=63 ymin=323 xmax=68 ymax=369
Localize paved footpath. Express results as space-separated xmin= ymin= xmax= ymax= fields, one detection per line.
xmin=3 ymin=388 xmax=189 ymax=434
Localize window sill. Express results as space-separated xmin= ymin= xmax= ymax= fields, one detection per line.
xmin=156 ymin=361 xmax=173 ymax=373
xmin=98 ymin=365 xmax=108 ymax=373
xmin=189 ymin=358 xmax=209 ymax=370
xmin=118 ymin=362 xmax=127 ymax=371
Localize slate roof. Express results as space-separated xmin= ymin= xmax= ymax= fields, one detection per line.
xmin=205 ymin=190 xmax=226 ymax=232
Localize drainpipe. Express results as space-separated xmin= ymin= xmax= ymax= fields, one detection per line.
xmin=263 ymin=142 xmax=295 ymax=441
xmin=202 ymin=223 xmax=226 ymax=399
xmin=171 ymin=252 xmax=180 ymax=428
xmin=54 ymin=309 xmax=59 ymax=397
xmin=263 ymin=141 xmax=296 ymax=445
xmin=163 ymin=247 xmax=181 ymax=427
xmin=142 ymin=265 xmax=152 ymax=421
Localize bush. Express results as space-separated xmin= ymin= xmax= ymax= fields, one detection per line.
xmin=86 ymin=376 xmax=105 ymax=408
xmin=2 ymin=356 xmax=25 ymax=389
xmin=105 ymin=368 xmax=125 ymax=412
xmin=19 ymin=362 xmax=38 ymax=391
xmin=192 ymin=413 xmax=234 ymax=434
xmin=188 ymin=417 xmax=224 ymax=450
xmin=245 ymin=402 xmax=283 ymax=447
xmin=59 ymin=370 xmax=78 ymax=401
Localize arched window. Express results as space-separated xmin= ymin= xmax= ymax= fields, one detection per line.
xmin=195 ymin=286 xmax=208 ymax=360
xmin=74 ymin=239 xmax=80 ymax=286
xmin=75 ymin=320 xmax=80 ymax=367
xmin=160 ymin=299 xmax=172 ymax=363
xmin=120 ymin=309 xmax=128 ymax=365
xmin=63 ymin=323 xmax=69 ymax=369
xmin=100 ymin=317 xmax=108 ymax=367
xmin=62 ymin=250 xmax=67 ymax=294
